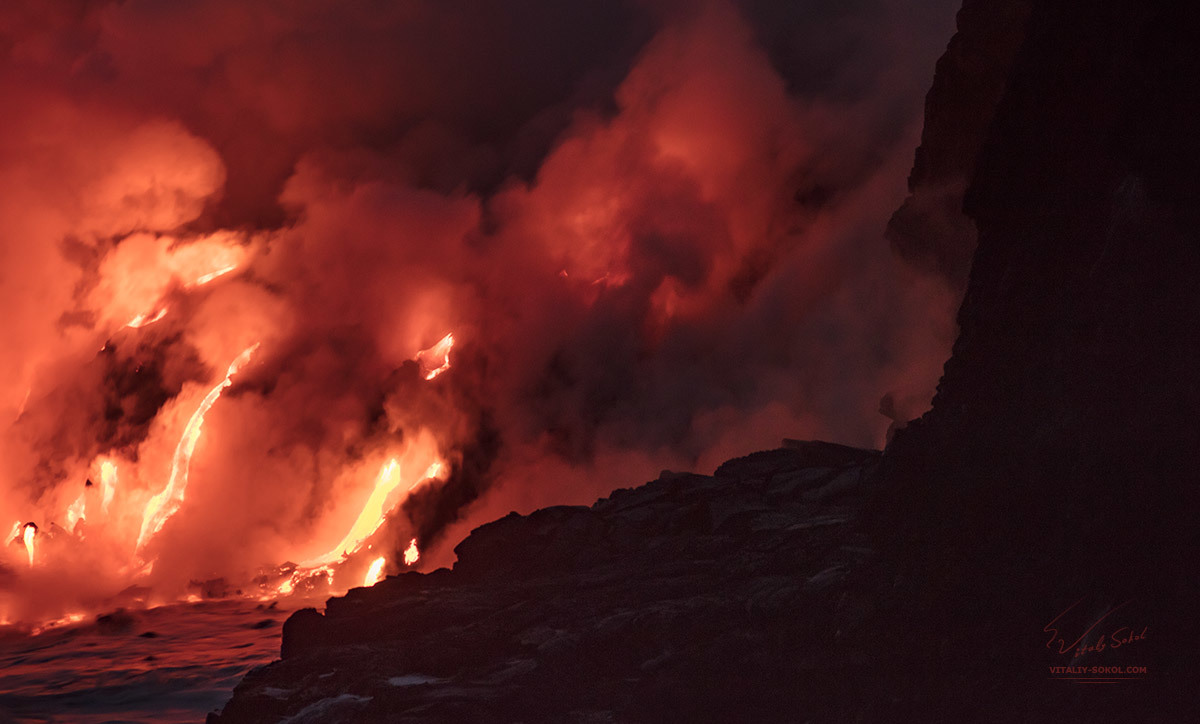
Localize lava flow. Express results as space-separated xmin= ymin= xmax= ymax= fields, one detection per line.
xmin=0 ymin=0 xmax=955 ymax=631
xmin=363 ymin=556 xmax=386 ymax=587
xmin=21 ymin=524 xmax=36 ymax=567
xmin=416 ymin=333 xmax=455 ymax=381
xmin=136 ymin=344 xmax=261 ymax=557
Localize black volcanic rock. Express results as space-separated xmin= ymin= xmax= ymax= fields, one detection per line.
xmin=209 ymin=445 xmax=888 ymax=723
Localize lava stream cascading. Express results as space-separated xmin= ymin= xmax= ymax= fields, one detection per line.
xmin=298 ymin=459 xmax=403 ymax=568
xmin=126 ymin=306 xmax=169 ymax=329
xmin=99 ymin=460 xmax=117 ymax=514
xmin=190 ymin=265 xmax=237 ymax=286
xmin=276 ymin=452 xmax=443 ymax=595
xmin=135 ymin=344 xmax=260 ymax=556
xmin=22 ymin=524 xmax=36 ymax=567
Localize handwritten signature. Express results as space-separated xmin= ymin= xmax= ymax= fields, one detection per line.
xmin=1044 ymin=597 xmax=1147 ymax=659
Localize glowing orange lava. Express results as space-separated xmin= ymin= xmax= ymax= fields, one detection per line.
xmin=190 ymin=265 xmax=238 ymax=286
xmin=299 ymin=459 xmax=401 ymax=567
xmin=403 ymin=538 xmax=420 ymax=566
xmin=416 ymin=333 xmax=455 ymax=380
xmin=364 ymin=556 xmax=386 ymax=587
xmin=99 ymin=460 xmax=118 ymax=514
xmin=22 ymin=524 xmax=36 ymax=567
xmin=136 ymin=344 xmax=259 ymax=555
xmin=126 ymin=306 xmax=169 ymax=328
xmin=30 ymin=612 xmax=87 ymax=636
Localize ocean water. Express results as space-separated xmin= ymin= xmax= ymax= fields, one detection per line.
xmin=0 ymin=600 xmax=291 ymax=723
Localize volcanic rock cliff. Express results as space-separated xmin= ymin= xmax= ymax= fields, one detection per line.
xmin=212 ymin=1 xmax=1199 ymax=721
xmin=876 ymin=0 xmax=1200 ymax=718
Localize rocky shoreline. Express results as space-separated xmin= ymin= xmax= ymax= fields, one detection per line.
xmin=209 ymin=442 xmax=890 ymax=723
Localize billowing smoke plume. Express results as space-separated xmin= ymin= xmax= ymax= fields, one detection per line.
xmin=0 ymin=0 xmax=958 ymax=622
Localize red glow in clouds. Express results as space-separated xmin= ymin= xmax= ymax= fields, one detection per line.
xmin=0 ymin=0 xmax=959 ymax=623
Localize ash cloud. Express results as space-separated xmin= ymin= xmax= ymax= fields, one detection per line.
xmin=0 ymin=0 xmax=958 ymax=616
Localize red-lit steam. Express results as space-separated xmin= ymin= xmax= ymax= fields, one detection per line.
xmin=0 ymin=0 xmax=959 ymax=624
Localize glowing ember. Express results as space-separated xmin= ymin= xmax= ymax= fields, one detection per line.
xmin=403 ymin=538 xmax=420 ymax=566
xmin=364 ymin=556 xmax=387 ymax=587
xmin=416 ymin=333 xmax=455 ymax=380
xmin=22 ymin=524 xmax=36 ymax=567
xmin=299 ymin=459 xmax=401 ymax=567
xmin=136 ymin=344 xmax=260 ymax=554
xmin=126 ymin=306 xmax=169 ymax=328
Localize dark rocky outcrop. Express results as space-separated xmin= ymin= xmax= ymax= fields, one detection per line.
xmin=210 ymin=446 xmax=889 ymax=723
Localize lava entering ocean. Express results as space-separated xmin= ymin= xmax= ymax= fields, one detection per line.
xmin=0 ymin=0 xmax=958 ymax=628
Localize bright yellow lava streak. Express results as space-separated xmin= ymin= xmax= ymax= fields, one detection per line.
xmin=126 ymin=306 xmax=169 ymax=328
xmin=191 ymin=264 xmax=238 ymax=286
xmin=22 ymin=524 xmax=35 ymax=567
xmin=99 ymin=460 xmax=117 ymax=514
xmin=136 ymin=344 xmax=259 ymax=554
xmin=363 ymin=556 xmax=386 ymax=587
xmin=300 ymin=459 xmax=402 ymax=567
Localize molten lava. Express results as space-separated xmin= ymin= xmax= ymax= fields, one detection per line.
xmin=403 ymin=538 xmax=420 ymax=566
xmin=136 ymin=344 xmax=260 ymax=555
xmin=299 ymin=459 xmax=402 ymax=567
xmin=99 ymin=460 xmax=118 ymax=514
xmin=364 ymin=556 xmax=386 ymax=587
xmin=126 ymin=306 xmax=169 ymax=329
xmin=22 ymin=524 xmax=36 ymax=567
xmin=416 ymin=333 xmax=455 ymax=381
xmin=190 ymin=265 xmax=238 ymax=286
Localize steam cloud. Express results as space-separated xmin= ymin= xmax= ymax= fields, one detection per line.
xmin=0 ymin=0 xmax=958 ymax=621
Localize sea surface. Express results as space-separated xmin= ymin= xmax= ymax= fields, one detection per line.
xmin=0 ymin=600 xmax=292 ymax=723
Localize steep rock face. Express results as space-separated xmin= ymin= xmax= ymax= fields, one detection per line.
xmin=886 ymin=0 xmax=1031 ymax=287
xmin=879 ymin=0 xmax=1200 ymax=714
xmin=208 ymin=443 xmax=892 ymax=723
